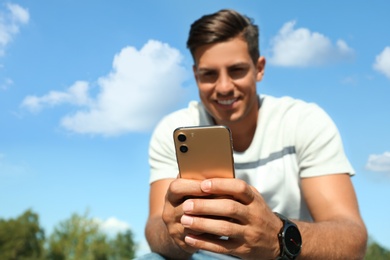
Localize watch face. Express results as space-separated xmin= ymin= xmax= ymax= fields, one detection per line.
xmin=285 ymin=225 xmax=302 ymax=255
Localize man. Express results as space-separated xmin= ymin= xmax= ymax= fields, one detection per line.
xmin=142 ymin=9 xmax=367 ymax=259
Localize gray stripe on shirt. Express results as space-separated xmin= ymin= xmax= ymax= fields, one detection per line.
xmin=234 ymin=146 xmax=296 ymax=170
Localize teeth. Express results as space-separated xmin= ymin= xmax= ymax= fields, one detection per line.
xmin=218 ymin=99 xmax=236 ymax=105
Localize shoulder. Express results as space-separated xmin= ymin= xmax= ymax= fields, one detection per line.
xmin=260 ymin=95 xmax=329 ymax=126
xmin=262 ymin=95 xmax=321 ymax=113
xmin=150 ymin=100 xmax=212 ymax=144
xmin=148 ymin=100 xmax=213 ymax=183
xmin=154 ymin=101 xmax=210 ymax=131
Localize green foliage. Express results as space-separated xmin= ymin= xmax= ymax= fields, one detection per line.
xmin=0 ymin=210 xmax=136 ymax=260
xmin=46 ymin=211 xmax=136 ymax=260
xmin=3 ymin=209 xmax=390 ymax=259
xmin=365 ymin=240 xmax=390 ymax=260
xmin=110 ymin=230 xmax=137 ymax=260
xmin=46 ymin=212 xmax=107 ymax=260
xmin=0 ymin=209 xmax=45 ymax=260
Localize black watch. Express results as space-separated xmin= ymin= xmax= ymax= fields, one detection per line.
xmin=274 ymin=212 xmax=302 ymax=260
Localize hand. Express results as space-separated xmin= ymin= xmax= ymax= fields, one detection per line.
xmin=179 ymin=178 xmax=282 ymax=260
xmin=162 ymin=177 xmax=209 ymax=254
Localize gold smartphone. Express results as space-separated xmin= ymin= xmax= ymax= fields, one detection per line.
xmin=173 ymin=125 xmax=235 ymax=180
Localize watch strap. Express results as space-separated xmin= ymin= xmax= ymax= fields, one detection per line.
xmin=274 ymin=212 xmax=302 ymax=260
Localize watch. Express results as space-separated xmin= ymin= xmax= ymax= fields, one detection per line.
xmin=274 ymin=212 xmax=302 ymax=260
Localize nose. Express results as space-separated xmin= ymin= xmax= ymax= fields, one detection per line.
xmin=216 ymin=70 xmax=234 ymax=95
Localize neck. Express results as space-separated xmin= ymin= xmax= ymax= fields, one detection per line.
xmin=229 ymin=117 xmax=257 ymax=152
xmin=221 ymin=97 xmax=260 ymax=152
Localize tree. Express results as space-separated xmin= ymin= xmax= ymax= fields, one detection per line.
xmin=365 ymin=240 xmax=390 ymax=259
xmin=46 ymin=212 xmax=136 ymax=260
xmin=47 ymin=212 xmax=108 ymax=260
xmin=0 ymin=209 xmax=137 ymax=259
xmin=110 ymin=230 xmax=137 ymax=260
xmin=0 ymin=209 xmax=45 ymax=260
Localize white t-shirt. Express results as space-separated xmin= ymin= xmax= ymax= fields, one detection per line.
xmin=149 ymin=95 xmax=354 ymax=220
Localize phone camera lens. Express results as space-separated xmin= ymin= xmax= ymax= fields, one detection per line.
xmin=180 ymin=145 xmax=188 ymax=153
xmin=178 ymin=134 xmax=186 ymax=142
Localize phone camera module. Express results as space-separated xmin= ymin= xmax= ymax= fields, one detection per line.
xmin=179 ymin=145 xmax=188 ymax=153
xmin=178 ymin=134 xmax=186 ymax=142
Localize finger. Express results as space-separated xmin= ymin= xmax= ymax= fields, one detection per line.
xmin=174 ymin=228 xmax=199 ymax=254
xmin=200 ymin=178 xmax=257 ymax=205
xmin=182 ymin=198 xmax=248 ymax=223
xmin=166 ymin=179 xmax=205 ymax=204
xmin=181 ymin=214 xmax=242 ymax=239
xmin=184 ymin=233 xmax=237 ymax=256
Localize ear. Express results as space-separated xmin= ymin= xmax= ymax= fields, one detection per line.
xmin=255 ymin=56 xmax=266 ymax=82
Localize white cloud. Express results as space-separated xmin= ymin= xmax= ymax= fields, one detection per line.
xmin=21 ymin=40 xmax=189 ymax=135
xmin=268 ymin=21 xmax=354 ymax=67
xmin=373 ymin=46 xmax=390 ymax=79
xmin=7 ymin=3 xmax=29 ymax=24
xmin=0 ymin=3 xmax=29 ymax=56
xmin=94 ymin=217 xmax=131 ymax=237
xmin=365 ymin=151 xmax=390 ymax=173
xmin=21 ymin=81 xmax=92 ymax=113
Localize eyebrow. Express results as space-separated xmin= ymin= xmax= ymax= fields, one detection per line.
xmin=197 ymin=62 xmax=250 ymax=71
xmin=196 ymin=68 xmax=215 ymax=73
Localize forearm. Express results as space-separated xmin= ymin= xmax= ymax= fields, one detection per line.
xmin=297 ymin=218 xmax=367 ymax=260
xmin=145 ymin=215 xmax=193 ymax=259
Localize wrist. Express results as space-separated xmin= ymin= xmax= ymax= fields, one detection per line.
xmin=273 ymin=214 xmax=284 ymax=259
xmin=274 ymin=212 xmax=302 ymax=260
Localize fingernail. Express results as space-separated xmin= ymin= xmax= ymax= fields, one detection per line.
xmin=201 ymin=180 xmax=212 ymax=191
xmin=185 ymin=235 xmax=196 ymax=246
xmin=183 ymin=200 xmax=194 ymax=212
xmin=181 ymin=215 xmax=193 ymax=227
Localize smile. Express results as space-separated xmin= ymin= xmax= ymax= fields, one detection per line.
xmin=217 ymin=98 xmax=237 ymax=105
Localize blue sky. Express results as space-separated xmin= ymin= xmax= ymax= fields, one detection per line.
xmin=0 ymin=0 xmax=389 ymax=255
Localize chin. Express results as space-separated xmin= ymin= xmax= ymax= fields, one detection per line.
xmin=215 ymin=115 xmax=243 ymax=125
xmin=206 ymin=106 xmax=243 ymax=124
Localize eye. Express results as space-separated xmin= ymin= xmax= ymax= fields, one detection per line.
xmin=229 ymin=66 xmax=247 ymax=79
xmin=203 ymin=71 xmax=216 ymax=77
xmin=232 ymin=67 xmax=244 ymax=72
xmin=197 ymin=70 xmax=218 ymax=83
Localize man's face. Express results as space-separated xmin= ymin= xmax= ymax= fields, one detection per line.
xmin=193 ymin=37 xmax=265 ymax=126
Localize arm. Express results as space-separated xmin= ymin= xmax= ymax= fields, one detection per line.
xmin=293 ymin=104 xmax=367 ymax=258
xmin=176 ymin=175 xmax=367 ymax=260
xmin=145 ymin=178 xmax=202 ymax=259
xmin=297 ymin=173 xmax=367 ymax=259
xmin=145 ymin=179 xmax=191 ymax=259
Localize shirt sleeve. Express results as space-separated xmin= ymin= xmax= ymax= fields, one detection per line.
xmin=295 ymin=103 xmax=354 ymax=178
xmin=148 ymin=117 xmax=179 ymax=184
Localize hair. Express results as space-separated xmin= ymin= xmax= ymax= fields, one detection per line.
xmin=187 ymin=9 xmax=260 ymax=65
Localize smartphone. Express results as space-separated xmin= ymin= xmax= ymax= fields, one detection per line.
xmin=173 ymin=125 xmax=235 ymax=180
